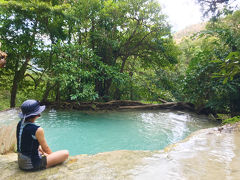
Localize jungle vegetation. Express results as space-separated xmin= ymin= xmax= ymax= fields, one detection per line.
xmin=0 ymin=0 xmax=239 ymax=118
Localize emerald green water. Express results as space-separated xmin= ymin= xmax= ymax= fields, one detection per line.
xmin=36 ymin=110 xmax=219 ymax=155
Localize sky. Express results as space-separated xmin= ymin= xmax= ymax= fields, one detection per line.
xmin=158 ymin=0 xmax=203 ymax=32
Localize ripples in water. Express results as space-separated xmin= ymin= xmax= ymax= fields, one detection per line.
xmin=36 ymin=109 xmax=219 ymax=155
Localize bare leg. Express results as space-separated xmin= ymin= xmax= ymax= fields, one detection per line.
xmin=46 ymin=150 xmax=69 ymax=168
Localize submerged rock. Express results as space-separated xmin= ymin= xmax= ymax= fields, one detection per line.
xmin=1 ymin=123 xmax=240 ymax=179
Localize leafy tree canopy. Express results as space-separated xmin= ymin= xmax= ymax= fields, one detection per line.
xmin=196 ymin=0 xmax=239 ymax=18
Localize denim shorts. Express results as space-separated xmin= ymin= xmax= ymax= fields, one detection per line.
xmin=18 ymin=153 xmax=47 ymax=171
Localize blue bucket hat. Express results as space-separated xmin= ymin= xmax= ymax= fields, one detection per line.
xmin=19 ymin=100 xmax=46 ymax=119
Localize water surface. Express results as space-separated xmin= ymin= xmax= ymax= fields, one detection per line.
xmin=36 ymin=109 xmax=219 ymax=155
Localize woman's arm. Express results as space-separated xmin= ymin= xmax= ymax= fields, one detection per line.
xmin=38 ymin=145 xmax=49 ymax=156
xmin=36 ymin=127 xmax=52 ymax=154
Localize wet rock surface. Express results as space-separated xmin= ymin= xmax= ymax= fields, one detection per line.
xmin=1 ymin=123 xmax=240 ymax=180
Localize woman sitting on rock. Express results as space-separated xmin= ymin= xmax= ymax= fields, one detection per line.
xmin=16 ymin=100 xmax=69 ymax=171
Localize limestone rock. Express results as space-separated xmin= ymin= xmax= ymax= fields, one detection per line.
xmin=1 ymin=123 xmax=240 ymax=179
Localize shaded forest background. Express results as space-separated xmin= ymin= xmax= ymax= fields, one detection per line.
xmin=0 ymin=0 xmax=239 ymax=118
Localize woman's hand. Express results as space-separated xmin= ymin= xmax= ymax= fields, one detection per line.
xmin=38 ymin=145 xmax=44 ymax=155
xmin=38 ymin=145 xmax=49 ymax=156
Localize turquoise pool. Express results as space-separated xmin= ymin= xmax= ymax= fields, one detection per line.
xmin=36 ymin=109 xmax=219 ymax=155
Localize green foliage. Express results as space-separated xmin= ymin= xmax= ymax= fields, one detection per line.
xmin=140 ymin=100 xmax=160 ymax=104
xmin=73 ymin=0 xmax=178 ymax=99
xmin=114 ymin=56 xmax=178 ymax=102
xmin=0 ymin=0 xmax=70 ymax=107
xmin=196 ymin=0 xmax=237 ymax=18
xmin=4 ymin=0 xmax=234 ymax=110
xmin=213 ymin=52 xmax=240 ymax=84
xmin=0 ymin=90 xmax=10 ymax=110
xmin=176 ymin=10 xmax=240 ymax=114
xmin=223 ymin=116 xmax=240 ymax=124
xmin=204 ymin=11 xmax=240 ymax=82
xmin=47 ymin=42 xmax=128 ymax=101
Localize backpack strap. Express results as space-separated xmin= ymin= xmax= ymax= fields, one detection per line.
xmin=18 ymin=117 xmax=31 ymax=152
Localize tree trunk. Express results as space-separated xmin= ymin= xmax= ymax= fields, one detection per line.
xmin=10 ymin=58 xmax=30 ymax=107
xmin=55 ymin=83 xmax=60 ymax=103
xmin=230 ymin=88 xmax=240 ymax=116
xmin=114 ymin=88 xmax=121 ymax=100
xmin=42 ymin=82 xmax=57 ymax=103
xmin=130 ymin=83 xmax=133 ymax=100
xmin=95 ymin=79 xmax=104 ymax=98
xmin=90 ymin=18 xmax=95 ymax=50
xmin=120 ymin=57 xmax=127 ymax=73
xmin=10 ymin=76 xmax=18 ymax=108
xmin=103 ymin=79 xmax=112 ymax=100
xmin=113 ymin=57 xmax=128 ymax=100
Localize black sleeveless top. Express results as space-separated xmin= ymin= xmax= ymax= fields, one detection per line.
xmin=16 ymin=120 xmax=41 ymax=167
